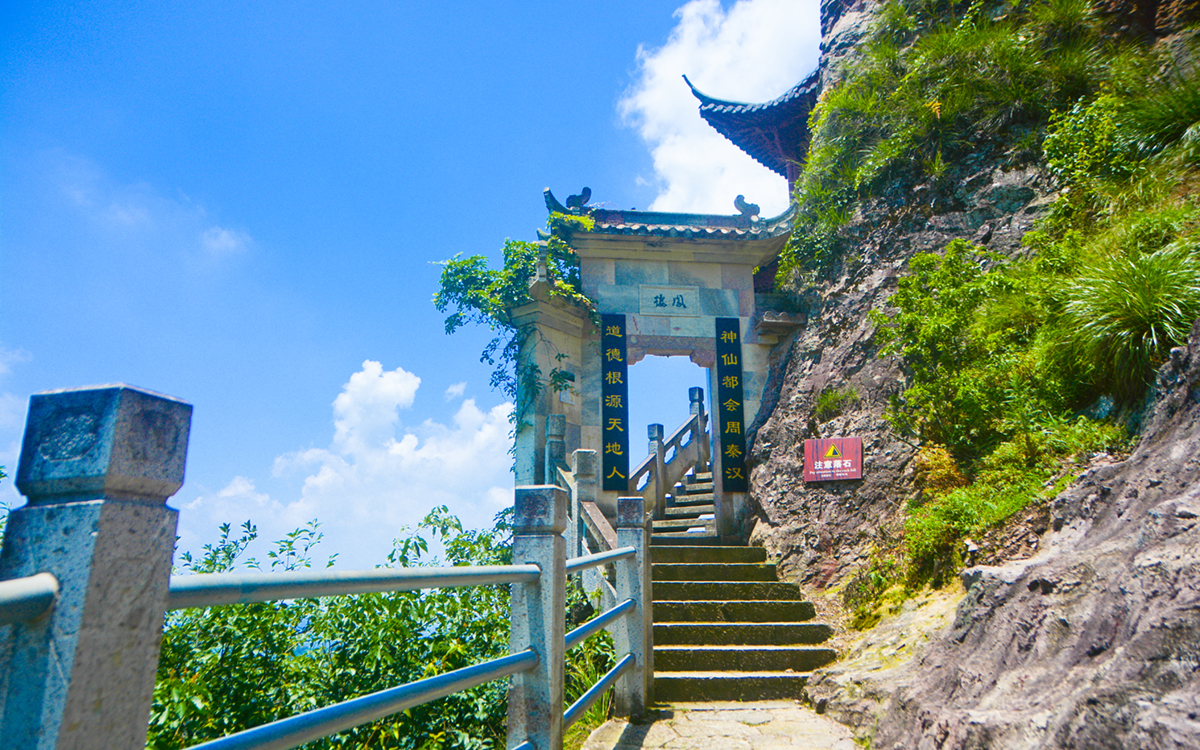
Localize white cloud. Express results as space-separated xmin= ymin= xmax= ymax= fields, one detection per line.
xmin=444 ymin=381 xmax=467 ymax=400
xmin=0 ymin=347 xmax=32 ymax=378
xmin=181 ymin=361 xmax=513 ymax=569
xmin=620 ymin=0 xmax=822 ymax=215
xmin=49 ymin=150 xmax=254 ymax=262
xmin=201 ymin=226 xmax=252 ymax=256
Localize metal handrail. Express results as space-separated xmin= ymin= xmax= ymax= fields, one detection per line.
xmin=565 ymin=546 xmax=634 ymax=574
xmin=563 ymin=653 xmax=635 ymax=729
xmin=185 ymin=649 xmax=538 ymax=750
xmin=0 ymin=573 xmax=59 ymax=626
xmin=167 ymin=564 xmax=541 ymax=610
xmin=565 ymin=598 xmax=634 ymax=651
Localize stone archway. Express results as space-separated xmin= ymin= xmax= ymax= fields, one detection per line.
xmin=511 ymin=188 xmax=802 ymax=540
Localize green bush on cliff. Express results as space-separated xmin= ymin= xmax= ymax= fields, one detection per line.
xmin=795 ymin=0 xmax=1200 ymax=581
xmin=784 ymin=0 xmax=1110 ymax=274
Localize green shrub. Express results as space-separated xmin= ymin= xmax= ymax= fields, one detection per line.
xmin=814 ymin=385 xmax=860 ymax=421
xmin=1064 ymin=243 xmax=1200 ymax=400
xmin=152 ymin=509 xmax=556 ymax=750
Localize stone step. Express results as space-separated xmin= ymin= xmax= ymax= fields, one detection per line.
xmin=654 ymin=600 xmax=816 ymax=622
xmin=654 ymin=622 xmax=835 ymax=646
xmin=687 ymin=472 xmax=713 ymax=483
xmin=664 ymin=504 xmax=715 ymax=518
xmin=651 ymin=563 xmax=777 ymax=582
xmin=652 ymin=517 xmax=716 ymax=532
xmin=675 ymin=482 xmax=713 ymax=495
xmin=650 ymin=546 xmax=767 ymax=564
xmin=650 ymin=532 xmax=721 ymax=546
xmin=653 ymin=672 xmax=811 ymax=702
xmin=667 ymin=492 xmax=714 ymax=507
xmin=653 ymin=581 xmax=804 ymax=601
xmin=655 ymin=645 xmax=838 ymax=673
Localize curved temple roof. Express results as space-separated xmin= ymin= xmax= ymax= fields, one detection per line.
xmin=543 ymin=188 xmax=794 ymax=242
xmin=684 ymin=69 xmax=820 ymax=179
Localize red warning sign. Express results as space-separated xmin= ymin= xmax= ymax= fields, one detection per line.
xmin=804 ymin=437 xmax=863 ymax=482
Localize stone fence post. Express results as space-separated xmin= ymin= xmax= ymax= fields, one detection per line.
xmin=647 ymin=424 xmax=666 ymax=520
xmin=613 ymin=496 xmax=653 ymax=720
xmin=0 ymin=385 xmax=191 ymax=750
xmin=689 ymin=387 xmax=710 ymax=467
xmin=506 ymin=486 xmax=566 ymax=750
xmin=544 ymin=415 xmax=567 ymax=486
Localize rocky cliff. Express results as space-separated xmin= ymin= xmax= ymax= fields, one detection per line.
xmin=748 ymin=0 xmax=1200 ymax=747
xmin=748 ymin=0 xmax=1057 ymax=587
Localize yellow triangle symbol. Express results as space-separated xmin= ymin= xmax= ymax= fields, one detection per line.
xmin=824 ymin=443 xmax=842 ymax=458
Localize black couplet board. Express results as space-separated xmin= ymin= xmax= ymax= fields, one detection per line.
xmin=715 ymin=317 xmax=748 ymax=492
xmin=601 ymin=314 xmax=630 ymax=491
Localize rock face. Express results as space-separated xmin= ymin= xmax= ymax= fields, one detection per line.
xmin=746 ymin=0 xmax=1057 ymax=588
xmin=824 ymin=321 xmax=1200 ymax=750
xmin=748 ymin=1 xmax=1200 ymax=746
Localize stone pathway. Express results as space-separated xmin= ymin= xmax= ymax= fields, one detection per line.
xmin=581 ymin=701 xmax=858 ymax=750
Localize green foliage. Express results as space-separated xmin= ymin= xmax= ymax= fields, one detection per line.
xmin=871 ymin=240 xmax=1018 ymax=457
xmin=434 ymin=215 xmax=593 ymax=411
xmin=1065 ymin=243 xmax=1200 ymax=398
xmin=813 ymin=385 xmax=860 ymax=422
xmin=783 ymin=0 xmax=1110 ymax=276
xmin=151 ymin=510 xmax=516 ymax=750
xmin=905 ymin=415 xmax=1127 ymax=572
xmin=152 ymin=507 xmax=618 ymax=750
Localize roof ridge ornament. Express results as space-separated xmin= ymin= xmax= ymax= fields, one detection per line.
xmin=734 ymin=195 xmax=760 ymax=219
xmin=566 ymin=187 xmax=591 ymax=211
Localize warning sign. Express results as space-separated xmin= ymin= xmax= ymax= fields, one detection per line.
xmin=804 ymin=438 xmax=863 ymax=482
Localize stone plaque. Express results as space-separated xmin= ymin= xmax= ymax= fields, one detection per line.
xmin=640 ymin=285 xmax=700 ymax=316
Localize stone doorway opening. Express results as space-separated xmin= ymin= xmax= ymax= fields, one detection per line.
xmin=628 ymin=355 xmax=710 ymax=470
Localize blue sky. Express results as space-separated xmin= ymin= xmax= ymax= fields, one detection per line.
xmin=1 ymin=0 xmax=820 ymax=568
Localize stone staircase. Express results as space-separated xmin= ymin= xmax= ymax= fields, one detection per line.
xmin=649 ymin=469 xmax=837 ymax=702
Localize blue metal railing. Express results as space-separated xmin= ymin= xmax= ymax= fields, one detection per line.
xmin=0 ymin=572 xmax=58 ymax=626
xmin=0 ymin=386 xmax=656 ymax=750
xmin=166 ymin=564 xmax=542 ymax=609
xmin=152 ymin=533 xmax=643 ymax=750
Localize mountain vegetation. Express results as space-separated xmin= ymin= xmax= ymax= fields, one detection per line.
xmin=781 ymin=0 xmax=1199 ymax=603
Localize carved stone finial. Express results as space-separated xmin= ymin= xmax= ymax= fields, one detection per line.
xmin=734 ymin=195 xmax=760 ymax=218
xmin=566 ymin=187 xmax=592 ymax=211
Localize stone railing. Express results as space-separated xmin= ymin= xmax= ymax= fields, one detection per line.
xmin=0 ymin=385 xmax=653 ymax=750
xmin=629 ymin=387 xmax=711 ymax=519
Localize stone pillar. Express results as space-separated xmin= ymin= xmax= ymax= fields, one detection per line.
xmin=647 ymin=424 xmax=666 ymax=519
xmin=0 ymin=385 xmax=191 ymax=750
xmin=507 ymin=486 xmax=566 ymax=750
xmin=509 ymin=276 xmax=588 ymax=489
xmin=613 ymin=496 xmax=653 ymax=719
xmin=689 ymin=387 xmax=710 ymax=469
xmin=545 ymin=415 xmax=567 ymax=485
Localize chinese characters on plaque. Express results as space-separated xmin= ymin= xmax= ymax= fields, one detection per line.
xmin=639 ymin=285 xmax=700 ymax=317
xmin=601 ymin=313 xmax=630 ymax=491
xmin=715 ymin=318 xmax=748 ymax=492
xmin=803 ymin=438 xmax=863 ymax=482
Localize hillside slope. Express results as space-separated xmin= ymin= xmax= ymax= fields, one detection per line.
xmin=747 ymin=0 xmax=1200 ymax=746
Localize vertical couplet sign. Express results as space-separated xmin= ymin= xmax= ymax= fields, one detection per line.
xmin=714 ymin=318 xmax=748 ymax=492
xmin=601 ymin=314 xmax=630 ymax=491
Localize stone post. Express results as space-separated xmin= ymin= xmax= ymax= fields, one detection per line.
xmin=647 ymin=424 xmax=666 ymax=520
xmin=0 ymin=385 xmax=191 ymax=750
xmin=613 ymin=496 xmax=653 ymax=720
xmin=689 ymin=387 xmax=710 ymax=468
xmin=544 ymin=415 xmax=567 ymax=486
xmin=507 ymin=486 xmax=566 ymax=750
